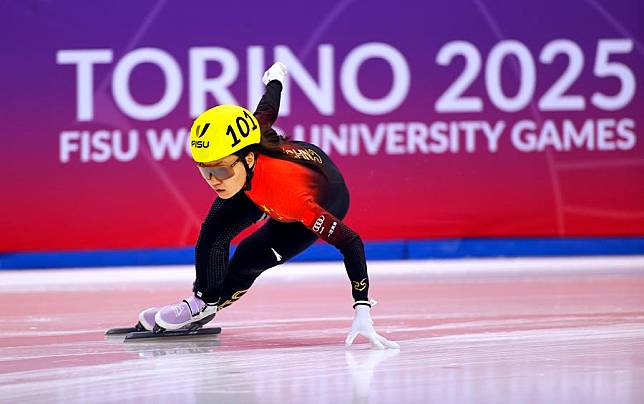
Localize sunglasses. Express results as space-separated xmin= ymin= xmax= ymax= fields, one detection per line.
xmin=197 ymin=157 xmax=241 ymax=181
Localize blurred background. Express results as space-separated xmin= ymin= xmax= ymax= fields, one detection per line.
xmin=1 ymin=0 xmax=642 ymax=268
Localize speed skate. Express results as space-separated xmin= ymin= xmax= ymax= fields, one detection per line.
xmin=105 ymin=316 xmax=221 ymax=341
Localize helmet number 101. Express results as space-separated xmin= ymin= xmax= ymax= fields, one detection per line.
xmin=226 ymin=110 xmax=258 ymax=147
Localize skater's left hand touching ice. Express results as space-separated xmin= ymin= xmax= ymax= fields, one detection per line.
xmin=345 ymin=301 xmax=399 ymax=350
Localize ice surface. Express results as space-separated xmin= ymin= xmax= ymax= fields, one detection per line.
xmin=0 ymin=257 xmax=643 ymax=403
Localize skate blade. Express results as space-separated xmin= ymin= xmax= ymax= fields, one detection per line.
xmin=105 ymin=322 xmax=146 ymax=335
xmin=124 ymin=327 xmax=222 ymax=341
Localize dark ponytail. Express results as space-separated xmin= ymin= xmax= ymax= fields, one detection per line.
xmin=235 ymin=129 xmax=290 ymax=159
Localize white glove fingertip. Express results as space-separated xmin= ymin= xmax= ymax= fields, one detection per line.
xmin=380 ymin=336 xmax=400 ymax=349
xmin=345 ymin=331 xmax=359 ymax=347
xmin=371 ymin=337 xmax=385 ymax=350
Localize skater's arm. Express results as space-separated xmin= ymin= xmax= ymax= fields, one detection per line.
xmin=254 ymin=63 xmax=286 ymax=133
xmin=253 ymin=81 xmax=282 ymax=133
xmin=304 ymin=206 xmax=399 ymax=350
xmin=300 ymin=201 xmax=400 ymax=350
xmin=300 ymin=199 xmax=370 ymax=303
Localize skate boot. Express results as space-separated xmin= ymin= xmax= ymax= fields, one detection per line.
xmin=154 ymin=295 xmax=218 ymax=331
xmin=138 ymin=307 xmax=159 ymax=331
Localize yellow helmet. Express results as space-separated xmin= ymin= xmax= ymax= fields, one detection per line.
xmin=190 ymin=105 xmax=261 ymax=163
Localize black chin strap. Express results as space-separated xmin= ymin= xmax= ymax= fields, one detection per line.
xmin=239 ymin=153 xmax=256 ymax=191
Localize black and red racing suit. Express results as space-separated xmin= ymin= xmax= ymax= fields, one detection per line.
xmin=193 ymin=81 xmax=370 ymax=309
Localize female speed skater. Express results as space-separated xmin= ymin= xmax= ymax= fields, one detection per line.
xmin=140 ymin=62 xmax=398 ymax=350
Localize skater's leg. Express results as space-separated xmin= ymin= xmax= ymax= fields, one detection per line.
xmin=218 ymin=182 xmax=350 ymax=309
xmin=217 ymin=220 xmax=317 ymax=309
xmin=155 ymin=193 xmax=263 ymax=330
xmin=193 ymin=192 xmax=263 ymax=302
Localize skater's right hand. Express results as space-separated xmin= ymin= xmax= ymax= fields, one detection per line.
xmin=262 ymin=62 xmax=287 ymax=86
xmin=345 ymin=304 xmax=399 ymax=350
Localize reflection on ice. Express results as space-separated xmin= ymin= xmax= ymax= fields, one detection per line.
xmin=346 ymin=349 xmax=401 ymax=403
xmin=118 ymin=338 xmax=221 ymax=358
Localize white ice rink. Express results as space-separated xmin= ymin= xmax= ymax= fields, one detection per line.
xmin=1 ymin=257 xmax=643 ymax=403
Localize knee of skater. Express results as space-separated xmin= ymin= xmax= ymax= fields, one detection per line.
xmin=197 ymin=231 xmax=234 ymax=250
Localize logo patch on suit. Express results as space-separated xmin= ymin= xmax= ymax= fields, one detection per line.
xmin=352 ymin=278 xmax=368 ymax=291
